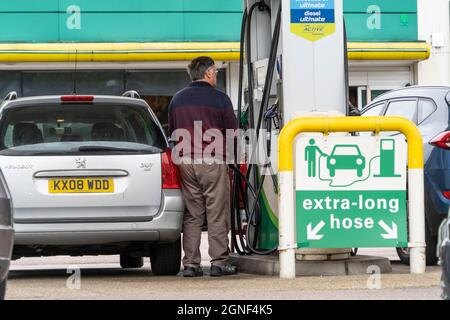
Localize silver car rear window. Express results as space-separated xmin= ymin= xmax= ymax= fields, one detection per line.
xmin=0 ymin=104 xmax=167 ymax=156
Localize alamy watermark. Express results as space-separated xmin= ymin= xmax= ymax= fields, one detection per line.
xmin=366 ymin=265 xmax=382 ymax=290
xmin=170 ymin=121 xmax=276 ymax=171
xmin=66 ymin=5 xmax=82 ymax=30
xmin=66 ymin=265 xmax=81 ymax=290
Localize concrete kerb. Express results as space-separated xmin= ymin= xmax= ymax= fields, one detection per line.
xmin=229 ymin=253 xmax=392 ymax=277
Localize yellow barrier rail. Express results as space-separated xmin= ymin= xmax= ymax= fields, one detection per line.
xmin=279 ymin=116 xmax=424 ymax=171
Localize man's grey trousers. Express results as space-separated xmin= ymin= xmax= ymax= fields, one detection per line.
xmin=178 ymin=163 xmax=231 ymax=267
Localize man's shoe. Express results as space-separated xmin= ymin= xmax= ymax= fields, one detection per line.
xmin=210 ymin=264 xmax=238 ymax=277
xmin=183 ymin=266 xmax=204 ymax=277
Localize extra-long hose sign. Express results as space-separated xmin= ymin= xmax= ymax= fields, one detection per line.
xmin=296 ymin=136 xmax=408 ymax=248
xmin=290 ymin=0 xmax=336 ymax=41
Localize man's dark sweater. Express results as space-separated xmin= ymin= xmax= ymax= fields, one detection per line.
xmin=168 ymin=81 xmax=238 ymax=160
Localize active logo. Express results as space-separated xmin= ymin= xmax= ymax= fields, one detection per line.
xmin=290 ymin=0 xmax=336 ymax=42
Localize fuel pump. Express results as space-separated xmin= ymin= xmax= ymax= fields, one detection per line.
xmin=230 ymin=0 xmax=280 ymax=255
xmin=230 ymin=0 xmax=350 ymax=256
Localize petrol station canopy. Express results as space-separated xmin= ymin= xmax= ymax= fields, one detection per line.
xmin=0 ymin=0 xmax=429 ymax=63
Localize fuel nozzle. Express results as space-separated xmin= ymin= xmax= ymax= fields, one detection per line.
xmin=263 ymin=101 xmax=280 ymax=130
xmin=263 ymin=101 xmax=280 ymax=158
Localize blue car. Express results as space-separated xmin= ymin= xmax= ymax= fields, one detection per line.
xmin=361 ymin=86 xmax=450 ymax=265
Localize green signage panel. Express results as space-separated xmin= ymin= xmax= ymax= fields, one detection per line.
xmin=184 ymin=13 xmax=244 ymax=42
xmin=344 ymin=13 xmax=418 ymax=42
xmin=58 ymin=13 xmax=186 ymax=42
xmin=344 ymin=0 xmax=417 ymax=13
xmin=343 ymin=0 xmax=418 ymax=41
xmin=183 ymin=0 xmax=243 ymax=12
xmin=58 ymin=0 xmax=242 ymax=12
xmin=0 ymin=0 xmax=418 ymax=43
xmin=297 ymin=191 xmax=408 ymax=248
xmin=58 ymin=0 xmax=185 ymax=12
xmin=296 ymin=136 xmax=408 ymax=249
xmin=0 ymin=13 xmax=60 ymax=43
xmin=0 ymin=1 xmax=58 ymax=12
xmin=0 ymin=0 xmax=243 ymax=43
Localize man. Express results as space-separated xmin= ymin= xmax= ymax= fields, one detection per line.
xmin=168 ymin=56 xmax=238 ymax=277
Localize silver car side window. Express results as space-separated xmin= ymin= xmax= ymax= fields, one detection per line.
xmin=418 ymin=98 xmax=437 ymax=124
xmin=384 ymin=99 xmax=418 ymax=124
xmin=361 ymin=103 xmax=385 ymax=117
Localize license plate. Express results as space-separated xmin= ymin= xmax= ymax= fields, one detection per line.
xmin=48 ymin=178 xmax=114 ymax=194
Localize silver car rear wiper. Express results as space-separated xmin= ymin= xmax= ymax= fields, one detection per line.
xmin=78 ymin=145 xmax=141 ymax=153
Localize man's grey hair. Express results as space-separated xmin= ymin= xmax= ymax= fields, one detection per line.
xmin=187 ymin=56 xmax=215 ymax=81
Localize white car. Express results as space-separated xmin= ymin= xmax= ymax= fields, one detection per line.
xmin=0 ymin=93 xmax=184 ymax=275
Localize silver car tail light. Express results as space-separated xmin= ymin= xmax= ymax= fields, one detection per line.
xmin=161 ymin=149 xmax=181 ymax=189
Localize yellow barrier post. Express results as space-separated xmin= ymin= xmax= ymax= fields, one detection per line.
xmin=278 ymin=116 xmax=426 ymax=279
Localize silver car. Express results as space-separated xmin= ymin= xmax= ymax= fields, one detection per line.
xmin=0 ymin=93 xmax=184 ymax=276
xmin=0 ymin=170 xmax=13 ymax=300
xmin=361 ymin=86 xmax=450 ymax=266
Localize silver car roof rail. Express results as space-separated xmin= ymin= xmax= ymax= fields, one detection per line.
xmin=3 ymin=91 xmax=18 ymax=102
xmin=122 ymin=90 xmax=141 ymax=99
